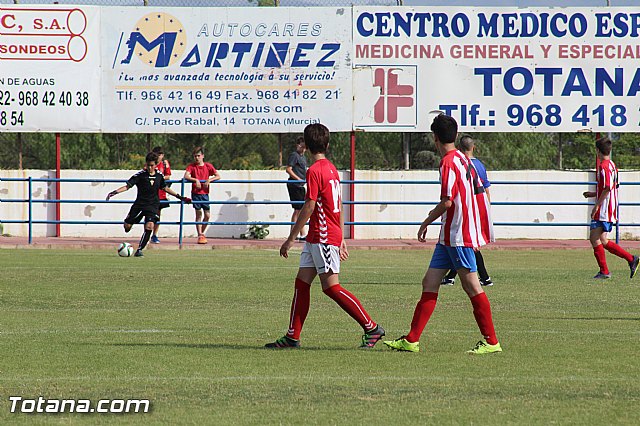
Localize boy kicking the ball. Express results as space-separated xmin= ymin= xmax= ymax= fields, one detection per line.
xmin=265 ymin=123 xmax=385 ymax=349
xmin=106 ymin=152 xmax=190 ymax=257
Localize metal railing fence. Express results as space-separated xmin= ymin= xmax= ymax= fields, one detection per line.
xmin=1 ymin=177 xmax=639 ymax=246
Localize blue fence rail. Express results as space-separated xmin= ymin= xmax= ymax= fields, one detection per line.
xmin=1 ymin=177 xmax=639 ymax=246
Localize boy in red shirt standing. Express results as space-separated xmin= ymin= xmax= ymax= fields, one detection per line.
xmin=583 ymin=137 xmax=639 ymax=279
xmin=184 ymin=146 xmax=221 ymax=244
xmin=266 ymin=123 xmax=384 ymax=349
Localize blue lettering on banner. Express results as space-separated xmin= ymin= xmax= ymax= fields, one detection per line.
xmin=475 ymin=67 xmax=640 ymax=96
xmin=121 ymin=31 xmax=340 ymax=69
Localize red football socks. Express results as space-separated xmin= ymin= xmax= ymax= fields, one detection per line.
xmin=470 ymin=293 xmax=498 ymax=345
xmin=323 ymin=284 xmax=375 ymax=332
xmin=406 ymin=292 xmax=438 ymax=343
xmin=604 ymin=241 xmax=634 ymax=263
xmin=593 ymin=244 xmax=609 ymax=274
xmin=286 ymin=278 xmax=310 ymax=340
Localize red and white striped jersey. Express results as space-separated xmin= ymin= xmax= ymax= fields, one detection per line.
xmin=305 ymin=159 xmax=343 ymax=247
xmin=595 ymin=159 xmax=619 ymax=223
xmin=473 ymin=167 xmax=495 ymax=245
xmin=439 ymin=150 xmax=490 ymax=248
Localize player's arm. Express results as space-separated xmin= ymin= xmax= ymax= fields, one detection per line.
xmin=591 ymin=187 xmax=611 ymax=219
xmin=485 ymin=187 xmax=491 ymax=203
xmin=417 ymin=196 xmax=452 ymax=242
xmin=164 ymin=186 xmax=191 ymax=203
xmin=207 ymin=170 xmax=221 ymax=184
xmin=280 ymin=199 xmax=315 ymax=258
xmin=285 ymin=166 xmax=303 ymax=181
xmin=184 ymin=170 xmax=201 ymax=189
xmin=106 ymin=185 xmax=130 ymax=201
xmin=583 ymin=191 xmax=596 ymax=198
xmin=339 ymin=198 xmax=348 ymax=261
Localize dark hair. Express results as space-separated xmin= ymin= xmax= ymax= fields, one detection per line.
xmin=192 ymin=146 xmax=204 ymax=156
xmin=145 ymin=152 xmax=159 ymax=163
xmin=152 ymin=146 xmax=164 ymax=154
xmin=595 ymin=136 xmax=612 ymax=156
xmin=304 ymin=123 xmax=330 ymax=154
xmin=430 ymin=114 xmax=458 ymax=144
xmin=295 ymin=136 xmax=305 ymax=146
xmin=458 ymin=134 xmax=475 ymax=152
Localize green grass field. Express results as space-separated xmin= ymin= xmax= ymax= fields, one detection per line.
xmin=0 ymin=247 xmax=639 ymax=425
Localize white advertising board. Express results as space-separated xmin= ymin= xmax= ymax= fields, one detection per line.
xmin=101 ymin=7 xmax=352 ymax=133
xmin=353 ymin=7 xmax=640 ymax=132
xmin=0 ymin=6 xmax=101 ymax=132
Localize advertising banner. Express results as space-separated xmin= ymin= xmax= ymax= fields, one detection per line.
xmin=101 ymin=7 xmax=352 ymax=133
xmin=0 ymin=6 xmax=101 ymax=132
xmin=353 ymin=7 xmax=640 ymax=132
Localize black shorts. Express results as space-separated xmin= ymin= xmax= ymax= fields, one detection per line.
xmin=158 ymin=199 xmax=170 ymax=210
xmin=287 ymin=184 xmax=305 ymax=210
xmin=124 ymin=204 xmax=160 ymax=225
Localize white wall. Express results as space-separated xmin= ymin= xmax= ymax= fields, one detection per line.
xmin=1 ymin=169 xmax=638 ymax=240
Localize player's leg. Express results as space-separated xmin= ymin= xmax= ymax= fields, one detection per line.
xmin=194 ymin=208 xmax=204 ymax=243
xmin=199 ymin=196 xmax=211 ymax=243
xmin=152 ymin=212 xmax=161 ymax=244
xmin=123 ymin=206 xmax=143 ymax=234
xmin=455 ymin=247 xmax=501 ymax=354
xmin=475 ymin=251 xmax=493 ymax=286
xmin=308 ymin=244 xmax=383 ymax=347
xmin=135 ymin=212 xmax=158 ymax=256
xmin=590 ymin=224 xmax=610 ymax=278
xmin=599 ymin=224 xmax=638 ymax=277
xmin=385 ymin=244 xmax=450 ymax=352
xmin=152 ymin=201 xmax=166 ymax=244
xmin=405 ymin=267 xmax=444 ymax=342
xmin=441 ymin=268 xmax=457 ymax=285
xmin=265 ymin=247 xmax=317 ymax=349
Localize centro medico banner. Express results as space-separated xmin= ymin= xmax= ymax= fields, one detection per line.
xmin=353 ymin=7 xmax=640 ymax=132
xmin=101 ymin=7 xmax=352 ymax=133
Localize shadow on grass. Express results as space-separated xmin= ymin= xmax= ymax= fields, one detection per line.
xmin=85 ymin=342 xmax=360 ymax=351
xmin=550 ymin=317 xmax=640 ymax=321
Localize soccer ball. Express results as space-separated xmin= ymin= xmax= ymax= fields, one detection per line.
xmin=117 ymin=242 xmax=134 ymax=257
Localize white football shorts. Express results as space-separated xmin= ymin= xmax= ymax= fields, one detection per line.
xmin=299 ymin=242 xmax=341 ymax=274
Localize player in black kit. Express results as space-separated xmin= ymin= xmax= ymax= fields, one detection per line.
xmin=106 ymin=152 xmax=191 ymax=257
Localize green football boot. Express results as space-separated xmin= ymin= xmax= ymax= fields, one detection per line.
xmin=467 ymin=340 xmax=502 ymax=355
xmin=383 ymin=336 xmax=419 ymax=353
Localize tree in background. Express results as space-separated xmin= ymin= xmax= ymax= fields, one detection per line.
xmin=0 ymin=131 xmax=637 ymax=171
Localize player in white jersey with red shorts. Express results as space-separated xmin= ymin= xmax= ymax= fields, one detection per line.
xmin=265 ymin=123 xmax=385 ymax=349
xmin=385 ymin=114 xmax=502 ymax=355
xmin=583 ymin=136 xmax=639 ymax=279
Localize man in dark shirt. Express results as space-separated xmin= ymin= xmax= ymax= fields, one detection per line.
xmin=286 ymin=136 xmax=308 ymax=241
xmin=106 ymin=152 xmax=190 ymax=257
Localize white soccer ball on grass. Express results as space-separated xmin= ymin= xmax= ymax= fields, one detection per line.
xmin=117 ymin=242 xmax=134 ymax=257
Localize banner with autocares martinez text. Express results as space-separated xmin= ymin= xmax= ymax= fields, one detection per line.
xmin=101 ymin=7 xmax=351 ymax=133
xmin=353 ymin=7 xmax=640 ymax=132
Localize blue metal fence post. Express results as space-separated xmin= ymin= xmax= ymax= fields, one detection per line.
xmin=28 ymin=176 xmax=33 ymax=244
xmin=179 ymin=178 xmax=185 ymax=248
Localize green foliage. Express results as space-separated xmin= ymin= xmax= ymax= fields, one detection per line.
xmin=248 ymin=0 xmax=276 ymax=6
xmin=0 ymin=131 xmax=637 ymax=171
xmin=240 ymin=224 xmax=270 ymax=239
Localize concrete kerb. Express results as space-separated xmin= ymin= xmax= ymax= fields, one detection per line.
xmin=1 ymin=236 xmax=639 ymax=251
